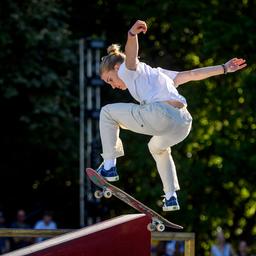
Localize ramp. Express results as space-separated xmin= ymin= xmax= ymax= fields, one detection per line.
xmin=3 ymin=214 xmax=150 ymax=256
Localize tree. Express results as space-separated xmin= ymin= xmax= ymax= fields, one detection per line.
xmin=0 ymin=0 xmax=78 ymax=227
xmin=75 ymin=0 xmax=256 ymax=254
xmin=1 ymin=0 xmax=256 ymax=254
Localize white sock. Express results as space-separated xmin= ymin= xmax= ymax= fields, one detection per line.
xmin=165 ymin=191 xmax=177 ymax=200
xmin=104 ymin=159 xmax=116 ymax=170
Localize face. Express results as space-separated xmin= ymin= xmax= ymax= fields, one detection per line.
xmin=101 ymin=64 xmax=127 ymax=90
xmin=17 ymin=210 xmax=26 ymax=222
xmin=43 ymin=214 xmax=52 ymax=224
xmin=239 ymin=241 xmax=248 ymax=253
xmin=216 ymin=231 xmax=225 ymax=243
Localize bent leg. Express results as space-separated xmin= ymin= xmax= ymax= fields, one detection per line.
xmin=100 ymin=103 xmax=155 ymax=160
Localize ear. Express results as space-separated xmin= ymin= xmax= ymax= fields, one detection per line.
xmin=114 ymin=63 xmax=120 ymax=71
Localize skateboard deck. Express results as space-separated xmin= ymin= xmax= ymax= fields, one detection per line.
xmin=86 ymin=168 xmax=183 ymax=231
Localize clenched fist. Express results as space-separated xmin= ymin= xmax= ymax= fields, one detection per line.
xmin=129 ymin=20 xmax=147 ymax=36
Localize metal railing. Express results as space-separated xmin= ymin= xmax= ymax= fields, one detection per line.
xmin=0 ymin=229 xmax=73 ymax=238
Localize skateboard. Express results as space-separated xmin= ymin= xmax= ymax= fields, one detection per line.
xmin=86 ymin=168 xmax=183 ymax=232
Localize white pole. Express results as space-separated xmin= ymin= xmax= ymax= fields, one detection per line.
xmin=79 ymin=39 xmax=85 ymax=227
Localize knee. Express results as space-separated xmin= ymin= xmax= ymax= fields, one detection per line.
xmin=100 ymin=104 xmax=112 ymax=120
xmin=148 ymin=141 xmax=171 ymax=155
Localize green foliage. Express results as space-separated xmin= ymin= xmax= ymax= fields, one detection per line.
xmin=0 ymin=0 xmax=78 ymax=227
xmin=1 ymin=0 xmax=256 ymax=254
xmin=80 ymin=0 xmax=256 ymax=254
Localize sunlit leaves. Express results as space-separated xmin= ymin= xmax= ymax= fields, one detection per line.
xmin=185 ymin=53 xmax=200 ymax=66
xmin=110 ymin=0 xmax=256 ymax=254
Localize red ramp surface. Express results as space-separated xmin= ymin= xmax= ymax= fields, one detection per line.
xmin=4 ymin=214 xmax=150 ymax=256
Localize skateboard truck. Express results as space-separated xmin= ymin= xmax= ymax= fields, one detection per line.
xmin=94 ymin=187 xmax=113 ymax=199
xmin=147 ymin=218 xmax=165 ymax=232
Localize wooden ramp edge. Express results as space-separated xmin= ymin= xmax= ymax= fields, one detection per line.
xmin=3 ymin=214 xmax=151 ymax=256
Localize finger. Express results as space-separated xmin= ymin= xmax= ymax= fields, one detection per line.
xmin=139 ymin=22 xmax=147 ymax=29
xmin=137 ymin=20 xmax=147 ymax=27
xmin=231 ymin=57 xmax=238 ymax=62
xmin=237 ymin=63 xmax=247 ymax=70
xmin=138 ymin=25 xmax=147 ymax=33
xmin=233 ymin=58 xmax=244 ymax=64
xmin=138 ymin=24 xmax=147 ymax=29
xmin=234 ymin=59 xmax=246 ymax=65
xmin=236 ymin=57 xmax=246 ymax=62
xmin=237 ymin=61 xmax=247 ymax=67
xmin=139 ymin=22 xmax=146 ymax=26
xmin=140 ymin=28 xmax=147 ymax=34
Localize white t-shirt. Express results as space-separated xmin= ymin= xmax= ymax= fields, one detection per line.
xmin=118 ymin=62 xmax=187 ymax=106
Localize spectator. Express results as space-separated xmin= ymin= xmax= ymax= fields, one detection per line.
xmin=237 ymin=240 xmax=251 ymax=256
xmin=10 ymin=209 xmax=32 ymax=250
xmin=155 ymin=241 xmax=167 ymax=256
xmin=34 ymin=211 xmax=57 ymax=243
xmin=211 ymin=228 xmax=236 ymax=256
xmin=166 ymin=240 xmax=184 ymax=256
xmin=0 ymin=211 xmax=10 ymax=253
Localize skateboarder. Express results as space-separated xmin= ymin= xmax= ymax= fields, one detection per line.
xmin=97 ymin=20 xmax=247 ymax=211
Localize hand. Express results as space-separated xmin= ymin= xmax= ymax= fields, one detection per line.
xmin=129 ymin=20 xmax=147 ymax=36
xmin=224 ymin=58 xmax=247 ymax=73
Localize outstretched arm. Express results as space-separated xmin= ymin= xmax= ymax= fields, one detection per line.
xmin=174 ymin=58 xmax=247 ymax=87
xmin=125 ymin=20 xmax=147 ymax=70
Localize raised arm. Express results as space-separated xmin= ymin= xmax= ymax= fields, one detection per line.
xmin=174 ymin=58 xmax=247 ymax=87
xmin=125 ymin=20 xmax=147 ymax=70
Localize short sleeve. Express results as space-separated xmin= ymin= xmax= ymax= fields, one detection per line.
xmin=118 ymin=62 xmax=141 ymax=83
xmin=157 ymin=67 xmax=179 ymax=80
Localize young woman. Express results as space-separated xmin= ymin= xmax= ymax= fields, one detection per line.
xmin=98 ymin=20 xmax=247 ymax=211
xmin=211 ymin=228 xmax=236 ymax=256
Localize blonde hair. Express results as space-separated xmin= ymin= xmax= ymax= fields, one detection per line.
xmin=100 ymin=44 xmax=126 ymax=75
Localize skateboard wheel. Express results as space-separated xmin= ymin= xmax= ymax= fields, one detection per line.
xmin=147 ymin=223 xmax=156 ymax=232
xmin=156 ymin=223 xmax=165 ymax=232
xmin=94 ymin=190 xmax=103 ymax=199
xmin=103 ymin=190 xmax=112 ymax=198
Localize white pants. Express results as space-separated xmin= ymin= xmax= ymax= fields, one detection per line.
xmin=99 ymin=102 xmax=192 ymax=194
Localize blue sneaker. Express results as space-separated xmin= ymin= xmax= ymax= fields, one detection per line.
xmin=97 ymin=164 xmax=119 ymax=182
xmin=162 ymin=196 xmax=180 ymax=211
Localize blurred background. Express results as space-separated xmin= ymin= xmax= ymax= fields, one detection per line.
xmin=0 ymin=0 xmax=255 ymax=255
